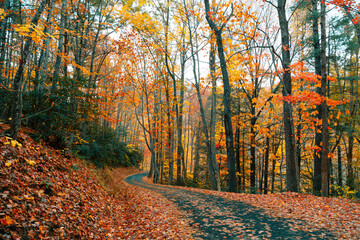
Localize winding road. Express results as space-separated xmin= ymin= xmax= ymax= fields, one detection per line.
xmin=125 ymin=173 xmax=334 ymax=240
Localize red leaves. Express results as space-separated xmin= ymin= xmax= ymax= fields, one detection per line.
xmin=0 ymin=126 xmax=124 ymax=238
xmin=280 ymin=91 xmax=323 ymax=105
xmin=0 ymin=123 xmax=192 ymax=239
xmin=99 ymin=168 xmax=194 ymax=239
xmin=0 ymin=216 xmax=16 ymax=225
xmin=277 ymin=91 xmax=345 ymax=107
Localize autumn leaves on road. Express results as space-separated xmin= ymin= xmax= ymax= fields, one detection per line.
xmin=127 ymin=173 xmax=360 ymax=239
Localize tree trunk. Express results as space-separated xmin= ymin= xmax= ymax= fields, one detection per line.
xmin=320 ymin=0 xmax=329 ymax=197
xmin=193 ymin=123 xmax=201 ymax=184
xmin=250 ymin=116 xmax=256 ymax=192
xmin=189 ymin=32 xmax=219 ymax=190
xmin=9 ymin=0 xmax=50 ymax=139
xmin=209 ymin=42 xmax=221 ymax=191
xmin=52 ymin=0 xmax=67 ymax=91
xmin=88 ymin=22 xmax=102 ymax=90
xmin=271 ymin=151 xmax=276 ymax=193
xmin=166 ymin=83 xmax=174 ymax=185
xmin=337 ymin=144 xmax=342 ymax=186
xmin=259 ymin=154 xmax=264 ymax=193
xmin=347 ymin=133 xmax=354 ymax=190
xmin=204 ymin=0 xmax=237 ymax=192
xmin=264 ymin=136 xmax=270 ymax=194
xmin=276 ymin=0 xmax=299 ymax=192
xmin=34 ymin=0 xmax=55 ymax=110
xmin=195 ymin=82 xmax=218 ymax=189
xmin=312 ymin=0 xmax=322 ymax=196
xmin=242 ymin=130 xmax=246 ymax=191
xmin=4 ymin=29 xmax=14 ymax=90
xmin=180 ymin=50 xmax=186 ymax=183
xmin=235 ymin=125 xmax=241 ymax=188
xmin=164 ymin=4 xmax=184 ymax=186
xmin=296 ymin=107 xmax=302 ymax=186
xmin=0 ymin=0 xmax=9 ymax=84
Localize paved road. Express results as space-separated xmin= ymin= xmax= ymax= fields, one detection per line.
xmin=125 ymin=173 xmax=334 ymax=240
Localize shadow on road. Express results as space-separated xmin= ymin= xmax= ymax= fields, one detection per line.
xmin=126 ymin=173 xmax=333 ymax=240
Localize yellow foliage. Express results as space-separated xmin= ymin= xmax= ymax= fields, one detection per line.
xmin=13 ymin=23 xmax=48 ymax=45
xmin=27 ymin=160 xmax=36 ymax=165
xmin=4 ymin=137 xmax=22 ymax=148
xmin=0 ymin=8 xmax=7 ymax=20
xmin=117 ymin=5 xmax=158 ymax=33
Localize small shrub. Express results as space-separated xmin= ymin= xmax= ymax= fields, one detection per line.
xmin=331 ymin=185 xmax=359 ymax=199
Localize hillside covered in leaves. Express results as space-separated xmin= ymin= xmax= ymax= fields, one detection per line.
xmin=0 ymin=123 xmax=193 ymax=239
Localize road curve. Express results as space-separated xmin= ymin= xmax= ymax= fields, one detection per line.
xmin=125 ymin=173 xmax=333 ymax=240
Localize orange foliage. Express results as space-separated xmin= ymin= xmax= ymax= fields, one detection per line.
xmin=0 ymin=123 xmax=193 ymax=239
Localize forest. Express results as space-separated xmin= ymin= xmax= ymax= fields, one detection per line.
xmin=1 ymin=0 xmax=360 ymax=200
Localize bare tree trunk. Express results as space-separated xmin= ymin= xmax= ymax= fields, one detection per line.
xmin=194 ymin=81 xmax=218 ymax=189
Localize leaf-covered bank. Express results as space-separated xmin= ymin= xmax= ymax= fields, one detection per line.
xmin=0 ymin=123 xmax=193 ymax=239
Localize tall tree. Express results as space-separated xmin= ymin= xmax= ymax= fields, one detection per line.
xmin=320 ymin=0 xmax=329 ymax=197
xmin=270 ymin=0 xmax=299 ymax=192
xmin=311 ymin=0 xmax=323 ymax=195
xmin=204 ymin=0 xmax=237 ymax=192
xmin=182 ymin=0 xmax=220 ymax=190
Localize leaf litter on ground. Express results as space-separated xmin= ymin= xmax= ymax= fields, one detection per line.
xmin=0 ymin=123 xmax=194 ymax=239
xmin=156 ymin=180 xmax=360 ymax=239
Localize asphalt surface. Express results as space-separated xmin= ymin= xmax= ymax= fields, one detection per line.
xmin=125 ymin=173 xmax=334 ymax=240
